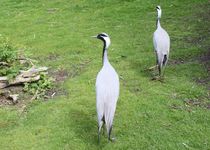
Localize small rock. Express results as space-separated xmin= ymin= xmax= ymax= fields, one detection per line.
xmin=20 ymin=59 xmax=27 ymax=64
xmin=0 ymin=76 xmax=9 ymax=89
xmin=0 ymin=82 xmax=8 ymax=89
xmin=9 ymin=94 xmax=19 ymax=104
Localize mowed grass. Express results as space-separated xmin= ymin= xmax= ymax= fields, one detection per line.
xmin=0 ymin=0 xmax=210 ymax=149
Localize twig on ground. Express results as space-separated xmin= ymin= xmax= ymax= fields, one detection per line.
xmin=31 ymin=90 xmax=39 ymax=100
xmin=0 ymin=62 xmax=9 ymax=66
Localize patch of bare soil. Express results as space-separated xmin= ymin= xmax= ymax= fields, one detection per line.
xmin=169 ymin=97 xmax=210 ymax=111
xmin=49 ymin=59 xmax=91 ymax=82
xmin=168 ymin=58 xmax=185 ymax=65
xmin=0 ymin=95 xmax=13 ymax=106
xmin=184 ymin=98 xmax=208 ymax=108
xmin=51 ymin=68 xmax=69 ymax=83
xmin=68 ymin=60 xmax=91 ymax=78
xmin=196 ymin=50 xmax=210 ymax=90
xmin=0 ymin=85 xmax=29 ymax=107
xmin=196 ymin=77 xmax=210 ymax=90
xmin=46 ymin=86 xmax=68 ymax=99
xmin=198 ymin=50 xmax=210 ymax=71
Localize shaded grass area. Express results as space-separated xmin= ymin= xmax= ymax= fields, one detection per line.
xmin=0 ymin=0 xmax=210 ymax=149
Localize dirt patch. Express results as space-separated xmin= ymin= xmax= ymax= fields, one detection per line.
xmin=0 ymin=85 xmax=30 ymax=107
xmin=184 ymin=98 xmax=210 ymax=110
xmin=49 ymin=59 xmax=91 ymax=82
xmin=184 ymin=99 xmax=205 ymax=107
xmin=198 ymin=49 xmax=210 ymax=71
xmin=0 ymin=95 xmax=13 ymax=106
xmin=50 ymin=68 xmax=69 ymax=83
xmin=168 ymin=58 xmax=185 ymax=65
xmin=195 ymin=49 xmax=210 ymax=90
xmin=196 ymin=77 xmax=210 ymax=90
xmin=68 ymin=60 xmax=91 ymax=78
xmin=46 ymin=86 xmax=68 ymax=98
xmin=169 ymin=97 xmax=210 ymax=112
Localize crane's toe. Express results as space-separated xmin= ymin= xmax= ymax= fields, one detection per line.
xmin=109 ymin=137 xmax=116 ymax=142
xmin=151 ymin=75 xmax=160 ymax=80
xmin=151 ymin=76 xmax=166 ymax=82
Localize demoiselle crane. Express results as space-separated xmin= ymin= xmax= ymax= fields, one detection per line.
xmin=152 ymin=5 xmax=170 ymax=78
xmin=92 ymin=33 xmax=119 ymax=142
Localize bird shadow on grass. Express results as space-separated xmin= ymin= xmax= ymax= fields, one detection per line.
xmin=68 ymin=108 xmax=111 ymax=148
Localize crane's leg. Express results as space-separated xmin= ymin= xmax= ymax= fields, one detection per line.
xmin=158 ymin=65 xmax=161 ymax=77
xmin=148 ymin=51 xmax=158 ymax=70
xmin=103 ymin=123 xmax=106 ymax=135
xmin=161 ymin=55 xmax=168 ymax=78
xmin=151 ymin=64 xmax=161 ymax=80
xmin=98 ymin=121 xmax=104 ymax=143
xmin=161 ymin=66 xmax=166 ymax=79
xmin=108 ymin=125 xmax=114 ymax=141
xmin=107 ymin=125 xmax=116 ymax=142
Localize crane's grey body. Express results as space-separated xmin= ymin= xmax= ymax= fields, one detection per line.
xmin=153 ymin=6 xmax=170 ymax=77
xmin=93 ymin=33 xmax=119 ymax=142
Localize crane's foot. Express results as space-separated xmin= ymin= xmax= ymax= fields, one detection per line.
xmin=98 ymin=133 xmax=100 ymax=144
xmin=108 ymin=137 xmax=116 ymax=142
xmin=102 ymin=125 xmax=106 ymax=135
xmin=151 ymin=76 xmax=165 ymax=82
xmin=151 ymin=76 xmax=159 ymax=80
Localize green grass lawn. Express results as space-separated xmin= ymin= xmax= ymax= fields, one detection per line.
xmin=0 ymin=0 xmax=210 ymax=149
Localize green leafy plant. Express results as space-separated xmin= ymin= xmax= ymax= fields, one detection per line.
xmin=23 ymin=73 xmax=53 ymax=99
xmin=0 ymin=37 xmax=53 ymax=99
xmin=0 ymin=39 xmax=21 ymax=78
xmin=0 ymin=40 xmax=17 ymax=63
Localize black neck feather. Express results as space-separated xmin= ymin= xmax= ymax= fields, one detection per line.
xmin=101 ymin=38 xmax=106 ymax=64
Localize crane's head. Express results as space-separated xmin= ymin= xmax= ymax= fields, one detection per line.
xmin=156 ymin=5 xmax=162 ymax=19
xmin=92 ymin=32 xmax=111 ymax=49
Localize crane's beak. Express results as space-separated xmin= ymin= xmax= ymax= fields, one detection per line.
xmin=91 ymin=35 xmax=97 ymax=38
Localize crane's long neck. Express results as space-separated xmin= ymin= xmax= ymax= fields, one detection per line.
xmin=156 ymin=18 xmax=161 ymax=28
xmin=156 ymin=9 xmax=162 ymax=28
xmin=102 ymin=42 xmax=109 ymax=65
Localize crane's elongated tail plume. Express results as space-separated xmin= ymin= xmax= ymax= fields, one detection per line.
xmin=158 ymin=54 xmax=168 ymax=77
xmin=161 ymin=54 xmax=168 ymax=77
xmin=104 ymin=104 xmax=116 ymax=141
xmin=163 ymin=54 xmax=167 ymax=66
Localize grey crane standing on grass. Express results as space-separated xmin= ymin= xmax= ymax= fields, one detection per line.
xmin=153 ymin=5 xmax=170 ymax=78
xmin=92 ymin=33 xmax=119 ymax=142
